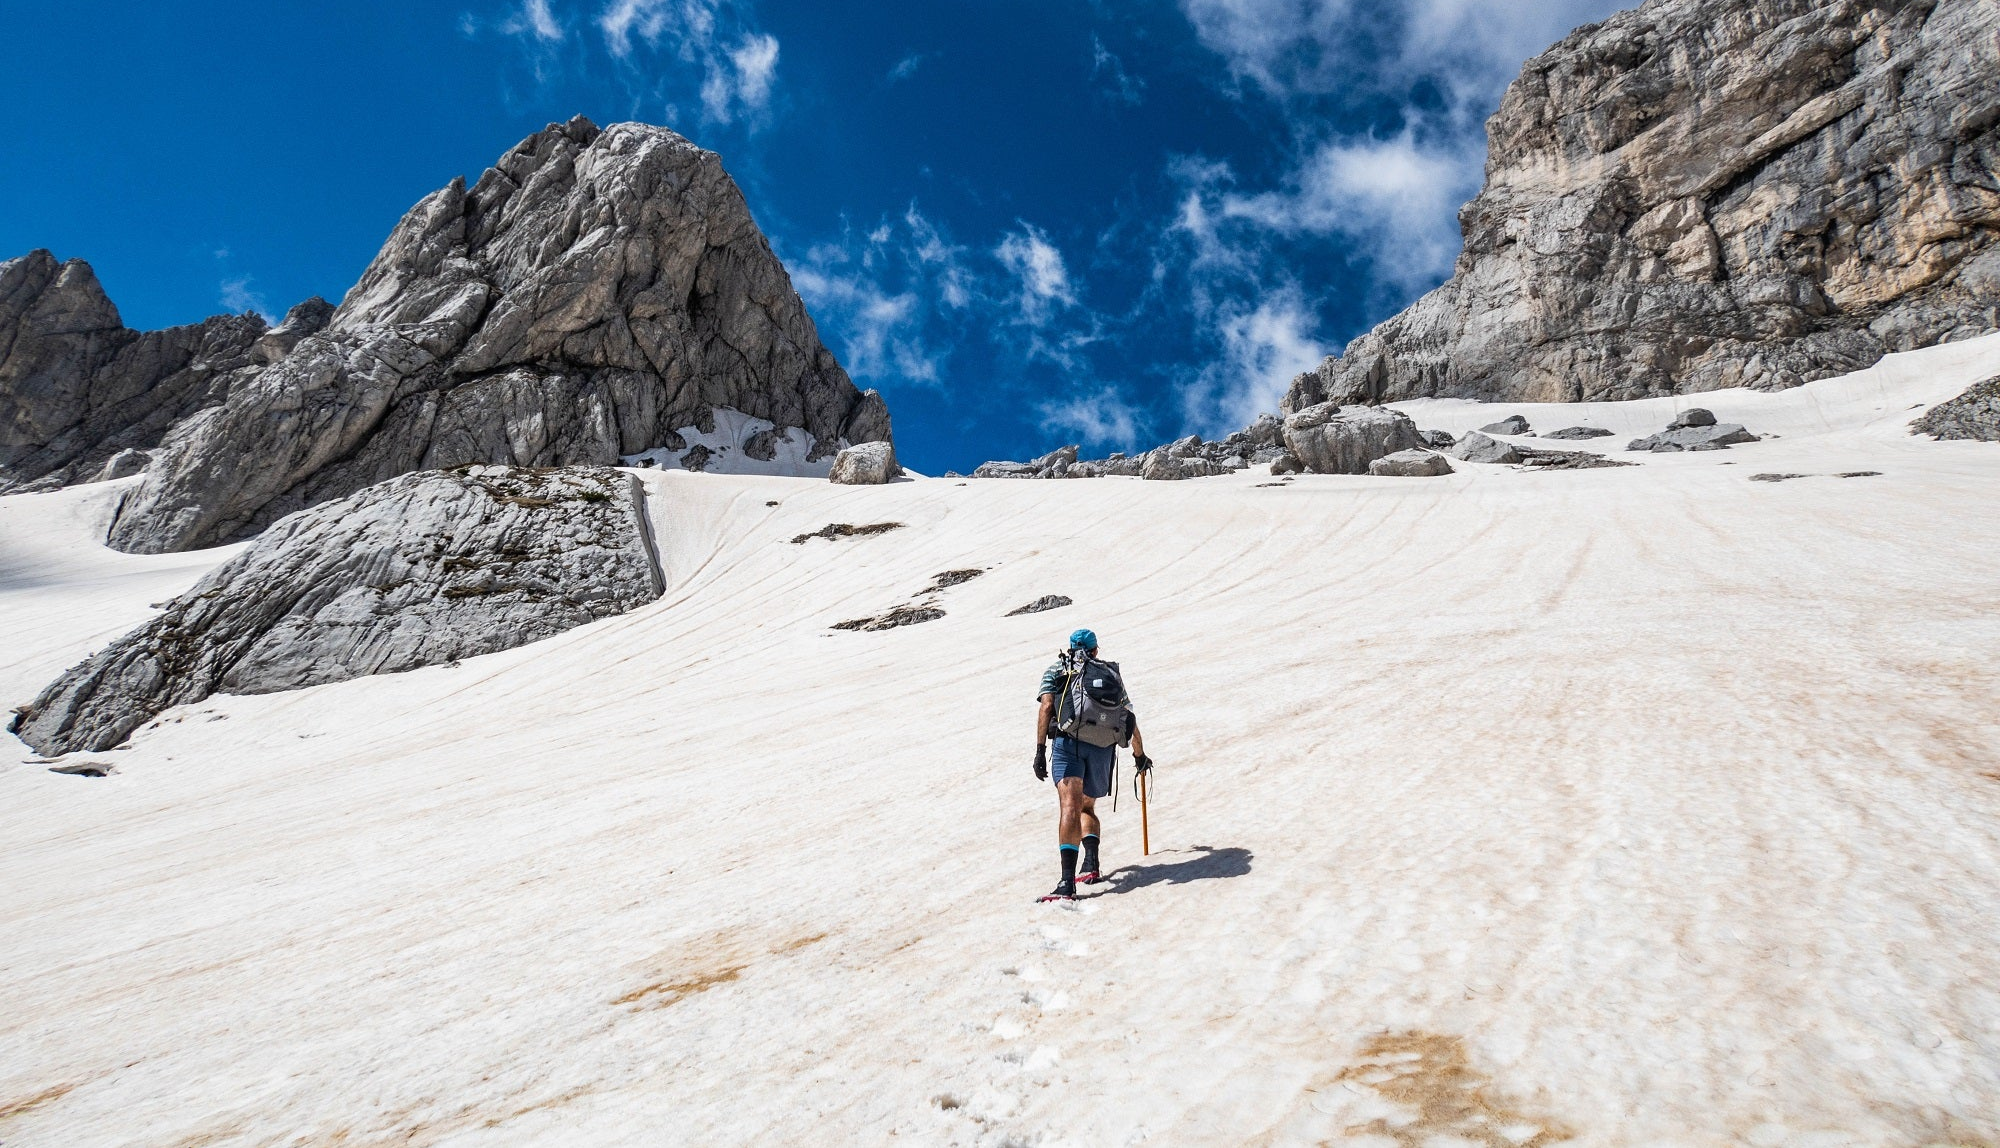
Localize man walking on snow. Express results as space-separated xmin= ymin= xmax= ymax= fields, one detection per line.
xmin=1034 ymin=628 xmax=1150 ymax=902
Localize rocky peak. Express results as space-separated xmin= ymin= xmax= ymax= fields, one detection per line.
xmin=0 ymin=116 xmax=891 ymax=553
xmin=1286 ymin=0 xmax=2000 ymax=410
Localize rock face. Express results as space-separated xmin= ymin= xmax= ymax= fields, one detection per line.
xmin=2 ymin=116 xmax=890 ymax=552
xmin=1286 ymin=0 xmax=2000 ymax=411
xmin=11 ymin=466 xmax=662 ymax=755
xmin=0 ymin=250 xmax=276 ymax=493
xmin=1913 ymin=374 xmax=2000 ymax=440
xmin=1282 ymin=405 xmax=1425 ymax=474
xmin=1368 ymin=450 xmax=1455 ymax=477
xmin=829 ymin=441 xmax=902 ymax=484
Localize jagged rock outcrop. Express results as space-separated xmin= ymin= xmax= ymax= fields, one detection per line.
xmin=11 ymin=465 xmax=661 ymax=755
xmin=0 ymin=251 xmax=276 ymax=492
xmin=971 ymin=415 xmax=1290 ymax=480
xmin=1282 ymin=405 xmax=1424 ymax=474
xmin=1913 ymin=374 xmax=2000 ymax=440
xmin=1286 ymin=0 xmax=2000 ymax=411
xmin=3 ymin=116 xmax=889 ymax=552
xmin=1544 ymin=426 xmax=1616 ymax=440
xmin=829 ymin=441 xmax=902 ymax=484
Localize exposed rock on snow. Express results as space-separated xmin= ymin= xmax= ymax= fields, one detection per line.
xmin=1516 ymin=447 xmax=1639 ymax=471
xmin=622 ymin=409 xmax=845 ymax=477
xmin=831 ymin=604 xmax=945 ymax=632
xmin=1543 ymin=427 xmax=1615 ymax=441
xmin=1449 ymin=432 xmax=1524 ymax=466
xmin=1670 ymin=408 xmax=1719 ymax=429
xmin=925 ymin=569 xmax=984 ymax=592
xmin=1006 ymin=595 xmax=1072 ymax=616
xmin=1284 ymin=0 xmax=2000 ymax=411
xmin=1628 ymin=424 xmax=1760 ymax=452
xmin=1368 ymin=449 xmax=1454 ymax=477
xmin=1282 ymin=404 xmax=1424 ymax=474
xmin=1479 ymin=415 xmax=1532 ymax=436
xmin=30 ymin=116 xmax=890 ymax=554
xmin=11 ymin=466 xmax=662 ymax=755
xmin=1912 ymin=375 xmax=2000 ymax=441
xmin=0 ymin=250 xmax=270 ymax=494
xmin=829 ymin=441 xmax=903 ymax=485
xmin=788 ymin=522 xmax=904 ymax=545
xmin=970 ymin=415 xmax=1290 ymax=481
xmin=1418 ymin=429 xmax=1458 ymax=449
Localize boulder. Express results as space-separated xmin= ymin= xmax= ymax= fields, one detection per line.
xmin=1419 ymin=429 xmax=1457 ymax=449
xmin=1281 ymin=404 xmax=1424 ymax=474
xmin=10 ymin=466 xmax=662 ymax=756
xmin=1542 ymin=426 xmax=1614 ymax=440
xmin=1280 ymin=0 xmax=2000 ymax=411
xmin=1669 ymin=408 xmax=1718 ymax=429
xmin=1268 ymin=451 xmax=1305 ymax=476
xmin=1912 ymin=376 xmax=2000 ymax=442
xmin=1448 ymin=431 xmax=1524 ymax=465
xmin=1627 ymin=424 xmax=1759 ymax=452
xmin=829 ymin=441 xmax=902 ymax=485
xmin=1478 ymin=415 xmax=1532 ymax=436
xmin=1368 ymin=449 xmax=1454 ymax=477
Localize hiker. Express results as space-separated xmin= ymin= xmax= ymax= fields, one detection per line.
xmin=1034 ymin=628 xmax=1150 ymax=902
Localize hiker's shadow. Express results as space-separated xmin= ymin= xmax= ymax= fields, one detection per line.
xmin=1100 ymin=845 xmax=1252 ymax=894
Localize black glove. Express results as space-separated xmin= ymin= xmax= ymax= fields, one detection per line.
xmin=1034 ymin=744 xmax=1049 ymax=781
xmin=1134 ymin=753 xmax=1153 ymax=773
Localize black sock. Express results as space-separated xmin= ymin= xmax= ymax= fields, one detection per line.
xmin=1060 ymin=845 xmax=1078 ymax=884
xmin=1081 ymin=834 xmax=1099 ymax=872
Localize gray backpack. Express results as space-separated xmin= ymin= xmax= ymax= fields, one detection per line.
xmin=1053 ymin=649 xmax=1133 ymax=748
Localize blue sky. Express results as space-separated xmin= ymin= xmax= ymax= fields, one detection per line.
xmin=0 ymin=0 xmax=1621 ymax=474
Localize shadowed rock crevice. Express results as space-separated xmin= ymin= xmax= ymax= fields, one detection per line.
xmin=11 ymin=465 xmax=663 ymax=755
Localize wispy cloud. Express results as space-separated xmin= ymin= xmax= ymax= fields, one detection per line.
xmin=788 ymin=205 xmax=982 ymax=389
xmin=887 ymin=51 xmax=926 ymax=83
xmin=501 ymin=0 xmax=565 ymax=41
xmin=220 ymin=276 xmax=274 ymax=322
xmin=1178 ymin=287 xmax=1327 ymax=433
xmin=994 ymin=224 xmax=1077 ymax=327
xmin=1221 ymin=129 xmax=1479 ymax=293
xmin=1090 ymin=35 xmax=1145 ymax=105
xmin=1040 ymin=386 xmax=1145 ymax=450
xmin=594 ymin=0 xmax=782 ymax=125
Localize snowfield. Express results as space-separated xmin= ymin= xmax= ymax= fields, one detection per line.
xmin=4 ymin=335 xmax=2000 ymax=1147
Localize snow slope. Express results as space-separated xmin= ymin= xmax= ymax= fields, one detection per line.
xmin=3 ymin=336 xmax=2000 ymax=1147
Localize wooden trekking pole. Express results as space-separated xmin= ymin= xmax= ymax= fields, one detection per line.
xmin=1139 ymin=768 xmax=1151 ymax=856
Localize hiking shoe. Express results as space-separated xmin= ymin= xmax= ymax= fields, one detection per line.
xmin=1038 ymin=880 xmax=1077 ymax=902
xmin=1077 ymin=870 xmax=1104 ymax=885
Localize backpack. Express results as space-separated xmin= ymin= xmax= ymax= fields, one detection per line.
xmin=1053 ymin=648 xmax=1133 ymax=748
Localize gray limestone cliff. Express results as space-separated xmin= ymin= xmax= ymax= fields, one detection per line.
xmin=11 ymin=465 xmax=662 ymax=755
xmin=3 ymin=116 xmax=889 ymax=552
xmin=1287 ymin=0 xmax=2000 ymax=411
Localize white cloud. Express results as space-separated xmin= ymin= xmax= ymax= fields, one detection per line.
xmin=786 ymin=205 xmax=982 ymax=389
xmin=887 ymin=52 xmax=926 ymax=82
xmin=1039 ymin=387 xmax=1145 ymax=450
xmin=502 ymin=0 xmax=565 ymax=41
xmin=1091 ymin=35 xmax=1145 ymax=105
xmin=1222 ymin=129 xmax=1479 ymax=291
xmin=597 ymin=0 xmax=779 ymax=125
xmin=994 ymin=224 xmax=1077 ymax=326
xmin=1180 ymin=288 xmax=1327 ymax=433
xmin=220 ymin=276 xmax=274 ymax=322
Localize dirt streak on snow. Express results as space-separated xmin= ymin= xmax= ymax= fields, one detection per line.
xmin=2 ymin=336 xmax=1999 ymax=1146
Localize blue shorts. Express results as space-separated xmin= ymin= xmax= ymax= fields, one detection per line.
xmin=1050 ymin=737 xmax=1115 ymax=799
